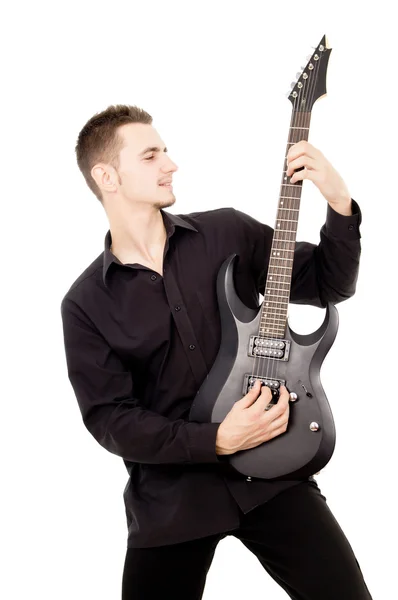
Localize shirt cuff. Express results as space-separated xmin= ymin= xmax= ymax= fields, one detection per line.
xmin=186 ymin=422 xmax=226 ymax=464
xmin=325 ymin=198 xmax=362 ymax=240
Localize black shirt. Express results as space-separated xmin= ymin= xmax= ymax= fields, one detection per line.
xmin=60 ymin=200 xmax=362 ymax=548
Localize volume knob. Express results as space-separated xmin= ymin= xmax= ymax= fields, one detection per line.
xmin=289 ymin=392 xmax=298 ymax=402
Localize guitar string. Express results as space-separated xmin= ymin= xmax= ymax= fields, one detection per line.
xmin=259 ymin=44 xmax=323 ymax=408
xmin=257 ymin=55 xmax=304 ymax=401
xmin=260 ymin=73 xmax=302 ymax=404
xmin=249 ymin=55 xmax=301 ymax=402
xmin=268 ymin=45 xmax=321 ymax=399
xmin=264 ymin=45 xmax=321 ymax=398
xmin=248 ymin=63 xmax=301 ymax=404
xmin=261 ymin=84 xmax=300 ymax=400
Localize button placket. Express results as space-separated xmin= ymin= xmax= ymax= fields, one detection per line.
xmin=164 ymin=267 xmax=208 ymax=386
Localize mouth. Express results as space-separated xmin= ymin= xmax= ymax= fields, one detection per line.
xmin=159 ymin=183 xmax=173 ymax=190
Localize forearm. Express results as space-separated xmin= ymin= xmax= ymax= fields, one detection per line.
xmin=290 ymin=199 xmax=361 ymax=307
xmin=84 ymin=402 xmax=223 ymax=465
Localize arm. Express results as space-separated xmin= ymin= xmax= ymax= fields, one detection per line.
xmin=235 ymin=199 xmax=362 ymax=307
xmin=289 ymin=199 xmax=361 ymax=306
xmin=60 ymin=297 xmax=221 ymax=465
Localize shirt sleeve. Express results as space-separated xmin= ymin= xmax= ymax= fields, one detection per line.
xmin=60 ymin=297 xmax=222 ymax=465
xmin=234 ymin=198 xmax=362 ymax=307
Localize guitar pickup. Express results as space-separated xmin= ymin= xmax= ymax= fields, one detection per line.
xmin=248 ymin=336 xmax=291 ymax=361
xmin=242 ymin=375 xmax=286 ymax=400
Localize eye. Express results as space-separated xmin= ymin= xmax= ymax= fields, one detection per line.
xmin=144 ymin=155 xmax=154 ymax=160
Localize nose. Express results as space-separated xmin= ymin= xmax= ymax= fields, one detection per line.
xmin=163 ymin=157 xmax=178 ymax=174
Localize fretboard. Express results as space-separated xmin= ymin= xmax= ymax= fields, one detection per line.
xmin=259 ymin=111 xmax=311 ymax=339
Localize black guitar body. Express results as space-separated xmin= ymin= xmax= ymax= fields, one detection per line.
xmin=189 ymin=254 xmax=338 ymax=480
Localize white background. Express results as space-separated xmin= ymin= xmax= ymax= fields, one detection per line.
xmin=2 ymin=1 xmax=396 ymax=598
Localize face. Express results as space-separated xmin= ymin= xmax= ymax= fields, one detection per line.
xmin=94 ymin=123 xmax=179 ymax=210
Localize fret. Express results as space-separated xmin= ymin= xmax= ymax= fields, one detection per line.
xmin=263 ymin=300 xmax=289 ymax=305
xmin=267 ymin=277 xmax=291 ymax=282
xmin=261 ymin=318 xmax=286 ymax=323
xmin=260 ymin=330 xmax=285 ymax=336
xmin=271 ymin=250 xmax=295 ymax=254
xmin=274 ymin=229 xmax=297 ymax=233
xmin=262 ymin=316 xmax=288 ymax=322
xmin=268 ymin=272 xmax=292 ymax=275
xmin=275 ymin=219 xmax=298 ymax=223
xmin=265 ymin=293 xmax=290 ymax=298
xmin=290 ymin=126 xmax=309 ymax=129
xmin=271 ymin=249 xmax=295 ymax=253
xmin=271 ymin=239 xmax=296 ymax=245
xmin=268 ymin=266 xmax=292 ymax=270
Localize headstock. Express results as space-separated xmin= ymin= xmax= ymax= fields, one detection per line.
xmin=287 ymin=35 xmax=332 ymax=112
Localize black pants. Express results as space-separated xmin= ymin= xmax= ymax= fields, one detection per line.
xmin=121 ymin=479 xmax=372 ymax=599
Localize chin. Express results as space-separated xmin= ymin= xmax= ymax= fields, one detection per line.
xmin=154 ymin=196 xmax=176 ymax=210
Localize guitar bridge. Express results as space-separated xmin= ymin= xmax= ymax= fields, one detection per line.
xmin=248 ymin=336 xmax=291 ymax=360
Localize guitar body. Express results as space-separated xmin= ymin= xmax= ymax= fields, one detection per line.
xmin=189 ymin=254 xmax=338 ymax=480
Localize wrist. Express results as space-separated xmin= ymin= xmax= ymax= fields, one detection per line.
xmin=215 ymin=426 xmax=232 ymax=455
xmin=328 ymin=197 xmax=352 ymax=216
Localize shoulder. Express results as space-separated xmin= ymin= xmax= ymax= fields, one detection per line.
xmin=60 ymin=253 xmax=103 ymax=316
xmin=176 ymin=206 xmax=237 ymax=229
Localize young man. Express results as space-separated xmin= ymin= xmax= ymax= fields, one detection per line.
xmin=61 ymin=105 xmax=372 ymax=599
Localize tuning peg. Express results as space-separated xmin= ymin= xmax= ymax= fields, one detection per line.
xmin=296 ymin=72 xmax=302 ymax=79
xmin=290 ymin=81 xmax=296 ymax=88
xmin=306 ymin=55 xmax=312 ymax=60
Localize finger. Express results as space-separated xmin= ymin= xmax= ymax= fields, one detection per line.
xmin=286 ymin=155 xmax=317 ymax=177
xmin=266 ymin=387 xmax=290 ymax=419
xmin=269 ymin=403 xmax=289 ymax=427
xmin=290 ymin=167 xmax=317 ymax=184
xmin=250 ymin=384 xmax=273 ymax=412
xmin=268 ymin=422 xmax=289 ymax=440
xmin=287 ymin=140 xmax=318 ymax=162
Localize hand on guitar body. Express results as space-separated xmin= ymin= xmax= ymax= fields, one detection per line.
xmin=215 ymin=381 xmax=291 ymax=456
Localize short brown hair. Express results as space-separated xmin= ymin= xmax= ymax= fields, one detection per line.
xmin=75 ymin=104 xmax=153 ymax=203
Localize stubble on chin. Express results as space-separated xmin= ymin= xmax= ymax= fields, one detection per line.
xmin=153 ymin=196 xmax=176 ymax=211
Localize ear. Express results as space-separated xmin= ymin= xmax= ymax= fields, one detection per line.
xmin=92 ymin=164 xmax=117 ymax=193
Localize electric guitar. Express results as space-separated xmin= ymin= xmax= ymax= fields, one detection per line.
xmin=189 ymin=35 xmax=337 ymax=480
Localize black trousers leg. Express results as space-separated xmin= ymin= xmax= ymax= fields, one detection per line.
xmin=121 ymin=531 xmax=225 ymax=600
xmin=232 ymin=479 xmax=373 ymax=600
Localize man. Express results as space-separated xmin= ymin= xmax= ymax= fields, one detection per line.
xmin=61 ymin=104 xmax=372 ymax=599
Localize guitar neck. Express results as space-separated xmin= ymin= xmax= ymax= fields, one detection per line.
xmin=259 ymin=111 xmax=311 ymax=339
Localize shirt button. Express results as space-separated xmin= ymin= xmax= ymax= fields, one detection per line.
xmin=189 ymin=344 xmax=196 ymax=350
xmin=151 ymin=274 xmax=157 ymax=281
xmin=348 ymin=224 xmax=354 ymax=231
xmin=175 ymin=305 xmax=181 ymax=311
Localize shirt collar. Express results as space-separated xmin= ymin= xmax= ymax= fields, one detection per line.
xmin=102 ymin=209 xmax=198 ymax=287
